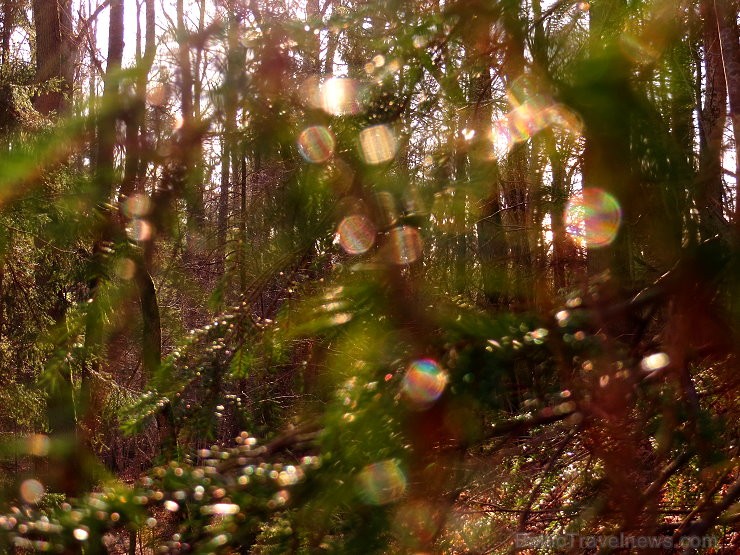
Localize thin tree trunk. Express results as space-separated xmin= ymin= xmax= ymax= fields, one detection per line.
xmin=190 ymin=0 xmax=207 ymax=232
xmin=470 ymin=58 xmax=507 ymax=305
xmin=1 ymin=0 xmax=13 ymax=67
xmin=546 ymin=131 xmax=571 ymax=292
xmin=217 ymin=7 xmax=239 ymax=281
xmin=93 ymin=0 xmax=124 ymax=194
xmin=714 ymin=0 xmax=740 ymax=225
xmin=500 ymin=0 xmax=532 ymax=305
xmin=696 ymin=0 xmax=728 ymax=239
xmin=217 ymin=134 xmax=231 ymax=279
xmin=120 ymin=0 xmax=155 ymax=200
xmin=83 ymin=0 xmax=124 ymax=443
xmin=303 ymin=0 xmax=321 ymax=74
xmin=177 ymin=0 xmax=193 ymax=124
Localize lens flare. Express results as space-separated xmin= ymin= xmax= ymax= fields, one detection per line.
xmin=393 ymin=500 xmax=439 ymax=547
xmin=319 ymin=77 xmax=361 ymax=115
xmin=297 ymin=125 xmax=335 ymax=163
xmin=336 ymin=214 xmax=376 ymax=254
xmin=544 ymin=104 xmax=584 ymax=135
xmin=640 ymin=353 xmax=670 ymax=372
xmin=386 ymin=226 xmax=423 ymax=265
xmin=147 ymin=84 xmax=167 ymax=106
xmin=507 ymin=103 xmax=541 ymax=143
xmin=491 ymin=98 xmax=582 ymax=158
xmin=20 ymin=479 xmax=44 ymax=504
xmin=402 ymin=359 xmax=448 ymax=407
xmin=357 ymin=460 xmax=407 ymax=505
xmin=490 ymin=120 xmax=514 ymax=158
xmin=359 ymin=124 xmax=398 ymax=164
xmin=115 ymin=257 xmax=136 ymax=280
xmin=202 ymin=503 xmax=240 ymax=515
xmin=619 ymin=34 xmax=659 ymax=66
xmin=127 ymin=219 xmax=152 ymax=242
xmin=564 ymin=188 xmax=621 ymax=248
xmin=122 ymin=194 xmax=152 ymax=218
xmin=26 ymin=434 xmax=50 ymax=456
xmin=376 ymin=191 xmax=400 ymax=227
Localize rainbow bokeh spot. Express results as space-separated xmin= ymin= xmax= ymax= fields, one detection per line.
xmin=337 ymin=214 xmax=376 ymax=255
xmin=386 ymin=226 xmax=423 ymax=265
xmin=356 ymin=459 xmax=407 ymax=505
xmin=564 ymin=188 xmax=622 ymax=248
xmin=402 ymin=358 xmax=448 ymax=407
xmin=297 ymin=125 xmax=335 ymax=163
xmin=359 ymin=124 xmax=398 ymax=164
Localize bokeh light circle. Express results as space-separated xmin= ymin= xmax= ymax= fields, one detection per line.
xmin=297 ymin=125 xmax=335 ymax=163
xmin=402 ymin=359 xmax=448 ymax=408
xmin=359 ymin=124 xmax=398 ymax=164
xmin=393 ymin=500 xmax=439 ymax=548
xmin=122 ymin=193 xmax=152 ymax=218
xmin=386 ymin=226 xmax=423 ymax=265
xmin=319 ymin=77 xmax=361 ymax=115
xmin=356 ymin=460 xmax=407 ymax=505
xmin=507 ymin=103 xmax=541 ymax=144
xmin=127 ymin=219 xmax=152 ymax=242
xmin=564 ymin=188 xmax=622 ymax=248
xmin=26 ymin=434 xmax=50 ymax=456
xmin=336 ymin=214 xmax=376 ymax=255
xmin=20 ymin=479 xmax=44 ymax=504
xmin=640 ymin=352 xmax=670 ymax=372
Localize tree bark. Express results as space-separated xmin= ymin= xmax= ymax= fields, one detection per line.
xmin=93 ymin=0 xmax=124 ymax=195
xmin=696 ymin=0 xmax=728 ymax=239
xmin=469 ymin=17 xmax=507 ymax=306
xmin=217 ymin=6 xmax=240 ymax=281
xmin=1 ymin=0 xmax=14 ymax=67
xmin=121 ymin=0 xmax=155 ymax=200
xmin=32 ymin=0 xmax=75 ymax=115
xmin=582 ymin=0 xmax=634 ymax=284
xmin=714 ymin=0 xmax=740 ymax=225
xmin=83 ymin=0 xmax=124 ymax=443
xmin=500 ymin=0 xmax=532 ymax=305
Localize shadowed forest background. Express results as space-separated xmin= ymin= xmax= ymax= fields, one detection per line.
xmin=0 ymin=0 xmax=738 ymax=552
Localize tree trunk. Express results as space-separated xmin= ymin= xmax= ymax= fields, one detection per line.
xmin=500 ymin=0 xmax=532 ymax=305
xmin=83 ymin=0 xmax=124 ymax=443
xmin=93 ymin=0 xmax=124 ymax=194
xmin=176 ymin=0 xmax=193 ymax=123
xmin=32 ymin=0 xmax=75 ymax=115
xmin=696 ymin=0 xmax=728 ymax=239
xmin=532 ymin=0 xmax=572 ymax=293
xmin=546 ymin=131 xmax=571 ymax=292
xmin=582 ymin=0 xmax=634 ymax=283
xmin=714 ymin=0 xmax=740 ymax=225
xmin=120 ymin=0 xmax=155 ymax=200
xmin=468 ymin=21 xmax=507 ymax=306
xmin=1 ymin=0 xmax=14 ymax=67
xmin=303 ymin=0 xmax=322 ymax=74
xmin=217 ymin=7 xmax=240 ymax=281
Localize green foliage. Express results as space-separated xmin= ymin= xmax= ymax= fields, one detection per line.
xmin=0 ymin=0 xmax=738 ymax=552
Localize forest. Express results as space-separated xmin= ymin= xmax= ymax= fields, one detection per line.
xmin=0 ymin=0 xmax=738 ymax=552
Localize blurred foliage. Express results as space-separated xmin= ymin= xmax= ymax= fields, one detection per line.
xmin=0 ymin=0 xmax=738 ymax=553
